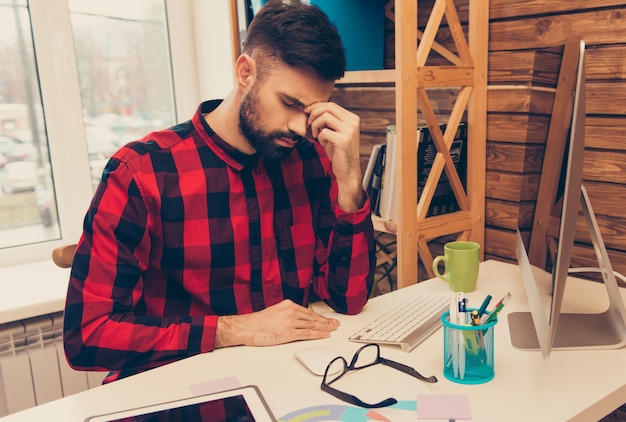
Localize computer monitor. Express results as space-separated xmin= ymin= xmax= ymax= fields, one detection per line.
xmin=508 ymin=40 xmax=626 ymax=358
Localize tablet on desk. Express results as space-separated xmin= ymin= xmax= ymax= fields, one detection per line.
xmin=85 ymin=385 xmax=275 ymax=422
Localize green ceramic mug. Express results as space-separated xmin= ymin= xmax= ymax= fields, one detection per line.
xmin=432 ymin=241 xmax=480 ymax=292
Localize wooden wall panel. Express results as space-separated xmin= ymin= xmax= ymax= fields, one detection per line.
xmin=587 ymin=81 xmax=626 ymax=114
xmin=483 ymin=2 xmax=626 ymax=275
xmin=584 ymin=150 xmax=626 ymax=184
xmin=489 ymin=0 xmax=626 ymax=20
xmin=486 ymin=198 xmax=535 ymax=230
xmin=487 ymin=113 xmax=550 ymax=143
xmin=586 ymin=116 xmax=626 ymax=150
xmin=488 ymin=87 xmax=555 ymax=114
xmin=485 ymin=172 xmax=539 ymax=202
xmin=488 ymin=8 xmax=626 ymax=51
xmin=487 ymin=143 xmax=544 ymax=173
xmin=341 ymin=1 xmax=626 ymax=282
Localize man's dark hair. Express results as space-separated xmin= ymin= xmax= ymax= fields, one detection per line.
xmin=242 ymin=0 xmax=346 ymax=81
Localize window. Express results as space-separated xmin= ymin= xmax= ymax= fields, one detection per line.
xmin=0 ymin=0 xmax=59 ymax=249
xmin=68 ymin=0 xmax=176 ymax=190
xmin=0 ymin=0 xmax=200 ymax=267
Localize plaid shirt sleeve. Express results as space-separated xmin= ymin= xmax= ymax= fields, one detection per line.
xmin=63 ymin=149 xmax=219 ymax=381
xmin=63 ymin=103 xmax=375 ymax=382
xmin=311 ymin=157 xmax=376 ymax=315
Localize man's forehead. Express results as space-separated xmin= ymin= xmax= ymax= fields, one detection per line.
xmin=270 ymin=75 xmax=335 ymax=105
xmin=279 ymin=92 xmax=324 ymax=108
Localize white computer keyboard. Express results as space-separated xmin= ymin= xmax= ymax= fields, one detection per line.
xmin=349 ymin=294 xmax=450 ymax=352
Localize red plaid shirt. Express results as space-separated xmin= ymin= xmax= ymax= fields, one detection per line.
xmin=64 ymin=101 xmax=375 ymax=382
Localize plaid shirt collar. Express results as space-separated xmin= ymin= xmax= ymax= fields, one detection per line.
xmin=193 ymin=100 xmax=260 ymax=172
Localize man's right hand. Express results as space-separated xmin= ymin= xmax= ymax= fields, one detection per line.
xmin=214 ymin=299 xmax=340 ymax=348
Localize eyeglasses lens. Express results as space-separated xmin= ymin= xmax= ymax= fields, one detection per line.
xmin=325 ymin=357 xmax=347 ymax=384
xmin=352 ymin=344 xmax=379 ymax=369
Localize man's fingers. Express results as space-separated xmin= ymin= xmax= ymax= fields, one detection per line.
xmin=282 ymin=301 xmax=340 ymax=331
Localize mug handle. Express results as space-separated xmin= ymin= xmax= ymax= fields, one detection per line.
xmin=432 ymin=255 xmax=450 ymax=284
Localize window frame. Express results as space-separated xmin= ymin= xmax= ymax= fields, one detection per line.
xmin=0 ymin=0 xmax=200 ymax=268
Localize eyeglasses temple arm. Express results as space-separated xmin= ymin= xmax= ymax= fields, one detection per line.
xmin=381 ymin=358 xmax=438 ymax=383
xmin=320 ymin=383 xmax=397 ymax=409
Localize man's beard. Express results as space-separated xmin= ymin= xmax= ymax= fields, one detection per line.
xmin=239 ymin=85 xmax=305 ymax=161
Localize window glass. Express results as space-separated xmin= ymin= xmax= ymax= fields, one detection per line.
xmin=68 ymin=0 xmax=176 ymax=190
xmin=0 ymin=0 xmax=60 ymax=249
xmin=0 ymin=0 xmax=176 ymax=252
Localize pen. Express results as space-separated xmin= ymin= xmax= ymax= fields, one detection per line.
xmin=449 ymin=297 xmax=459 ymax=378
xmin=470 ymin=309 xmax=481 ymax=326
xmin=483 ymin=292 xmax=511 ymax=325
xmin=477 ymin=294 xmax=492 ymax=317
xmin=455 ymin=292 xmax=466 ymax=380
xmin=471 ymin=309 xmax=485 ymax=350
xmin=457 ymin=292 xmax=466 ymax=323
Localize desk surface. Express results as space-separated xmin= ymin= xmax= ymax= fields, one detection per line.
xmin=1 ymin=260 xmax=625 ymax=422
xmin=0 ymin=259 xmax=69 ymax=325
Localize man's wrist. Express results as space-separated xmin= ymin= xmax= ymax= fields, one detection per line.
xmin=215 ymin=315 xmax=245 ymax=348
xmin=337 ymin=180 xmax=365 ymax=213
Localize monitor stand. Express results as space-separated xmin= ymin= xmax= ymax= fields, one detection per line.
xmin=509 ymin=185 xmax=626 ymax=351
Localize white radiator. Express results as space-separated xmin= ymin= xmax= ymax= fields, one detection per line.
xmin=0 ymin=312 xmax=106 ymax=416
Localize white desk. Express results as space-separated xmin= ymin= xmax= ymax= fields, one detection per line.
xmin=0 ymin=259 xmax=69 ymax=324
xmin=1 ymin=260 xmax=624 ymax=421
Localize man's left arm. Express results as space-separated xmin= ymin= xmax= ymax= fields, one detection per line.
xmin=306 ymin=102 xmax=376 ymax=314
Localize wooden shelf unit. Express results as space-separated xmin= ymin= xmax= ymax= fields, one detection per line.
xmin=343 ymin=0 xmax=489 ymax=289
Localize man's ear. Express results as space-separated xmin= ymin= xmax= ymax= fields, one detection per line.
xmin=235 ymin=54 xmax=256 ymax=88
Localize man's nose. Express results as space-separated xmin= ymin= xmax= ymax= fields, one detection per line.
xmin=288 ymin=111 xmax=308 ymax=138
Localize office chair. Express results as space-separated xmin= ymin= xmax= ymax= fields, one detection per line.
xmin=52 ymin=244 xmax=77 ymax=268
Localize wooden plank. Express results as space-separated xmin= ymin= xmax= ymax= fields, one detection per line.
xmin=337 ymin=69 xmax=395 ymax=86
xmin=489 ymin=0 xmax=626 ymax=20
xmin=488 ymin=86 xmax=554 ymax=113
xmin=417 ymin=0 xmax=447 ymax=66
xmin=467 ymin=0 xmax=489 ymax=255
xmin=332 ymin=86 xmax=463 ymax=114
xmin=417 ymin=211 xmax=474 ymax=242
xmin=571 ymin=244 xmax=626 ymax=285
xmin=487 ymin=113 xmax=550 ymax=143
xmin=444 ymin=0 xmax=472 ymax=64
xmin=486 ymin=198 xmax=535 ymax=230
xmin=486 ymin=171 xmax=540 ymax=202
xmin=586 ymin=45 xmax=626 ymax=80
xmin=484 ymin=227 xmax=518 ymax=261
xmin=394 ymin=0 xmax=418 ymax=289
xmin=487 ymin=143 xmax=544 ymax=173
xmin=417 ymin=66 xmax=474 ymax=87
xmin=488 ymin=8 xmax=626 ymax=51
xmin=331 ymin=87 xmax=395 ymax=110
xmin=488 ymin=86 xmax=555 ymax=114
xmin=372 ymin=215 xmax=398 ymax=234
xmin=489 ymin=50 xmax=561 ymax=86
xmin=357 ymin=110 xmax=396 ymax=132
xmin=587 ymin=81 xmax=626 ymax=115
xmin=229 ymin=0 xmax=241 ymax=63
xmin=583 ymin=150 xmax=626 ymax=184
xmin=574 ymin=212 xmax=626 ymax=250
xmin=586 ymin=185 xmax=626 ymax=224
xmin=585 ymin=116 xmax=626 ymax=151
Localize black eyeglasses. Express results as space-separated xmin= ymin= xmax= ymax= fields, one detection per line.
xmin=321 ymin=343 xmax=437 ymax=409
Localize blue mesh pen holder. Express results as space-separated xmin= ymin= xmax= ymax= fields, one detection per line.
xmin=441 ymin=309 xmax=497 ymax=384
